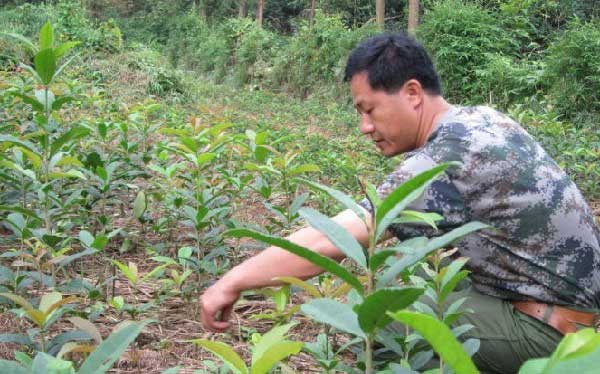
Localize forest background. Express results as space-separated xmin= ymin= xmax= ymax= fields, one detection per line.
xmin=0 ymin=0 xmax=599 ymax=373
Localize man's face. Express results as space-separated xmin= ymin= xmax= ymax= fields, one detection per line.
xmin=350 ymin=72 xmax=420 ymax=157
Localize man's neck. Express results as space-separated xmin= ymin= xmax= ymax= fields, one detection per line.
xmin=415 ymin=96 xmax=453 ymax=148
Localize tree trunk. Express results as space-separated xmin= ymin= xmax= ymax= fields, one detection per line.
xmin=309 ymin=0 xmax=317 ymax=24
xmin=256 ymin=0 xmax=265 ymax=27
xmin=376 ymin=0 xmax=385 ymax=30
xmin=239 ymin=0 xmax=247 ymax=18
xmin=196 ymin=0 xmax=207 ymax=20
xmin=408 ymin=0 xmax=419 ymax=34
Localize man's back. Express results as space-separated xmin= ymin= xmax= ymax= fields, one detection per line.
xmin=375 ymin=106 xmax=600 ymax=309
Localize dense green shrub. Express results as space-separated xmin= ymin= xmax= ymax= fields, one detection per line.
xmin=0 ymin=0 xmax=122 ymax=54
xmin=269 ymin=12 xmax=378 ymax=96
xmin=0 ymin=2 xmax=54 ymax=37
xmin=55 ymin=0 xmax=124 ymax=53
xmin=418 ymin=0 xmax=518 ymax=104
xmin=164 ymin=11 xmax=211 ymax=69
xmin=234 ymin=23 xmax=281 ymax=86
xmin=544 ymin=19 xmax=600 ymax=121
xmin=475 ymin=53 xmax=544 ymax=110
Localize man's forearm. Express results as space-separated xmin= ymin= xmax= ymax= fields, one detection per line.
xmin=218 ymin=226 xmax=343 ymax=292
xmin=218 ymin=209 xmax=369 ymax=293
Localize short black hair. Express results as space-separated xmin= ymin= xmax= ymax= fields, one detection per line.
xmin=344 ymin=32 xmax=441 ymax=95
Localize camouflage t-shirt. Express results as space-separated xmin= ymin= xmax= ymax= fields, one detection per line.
xmin=363 ymin=106 xmax=600 ymax=310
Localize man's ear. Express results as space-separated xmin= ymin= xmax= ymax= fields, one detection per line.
xmin=403 ymin=79 xmax=424 ymax=108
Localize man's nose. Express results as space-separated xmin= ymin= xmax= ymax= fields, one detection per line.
xmin=359 ymin=114 xmax=374 ymax=134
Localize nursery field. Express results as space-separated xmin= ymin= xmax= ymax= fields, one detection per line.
xmin=1 ymin=1 xmax=599 ymax=373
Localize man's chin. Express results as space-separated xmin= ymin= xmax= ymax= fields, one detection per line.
xmin=378 ymin=145 xmax=403 ymax=157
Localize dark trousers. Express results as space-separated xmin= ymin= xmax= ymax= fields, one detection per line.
xmin=384 ymin=286 xmax=564 ymax=374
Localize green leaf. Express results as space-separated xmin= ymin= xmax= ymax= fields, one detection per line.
xmin=274 ymin=276 xmax=321 ymax=298
xmin=518 ymin=358 xmax=549 ymax=374
xmin=189 ymin=340 xmax=248 ymax=374
xmin=51 ymin=55 xmax=76 ymax=81
xmin=14 ymin=352 xmax=32 ymax=368
xmin=225 ymin=229 xmax=363 ymax=295
xmin=33 ymin=351 xmax=75 ymax=374
xmin=54 ymin=41 xmax=79 ymax=60
xmin=150 ymin=256 xmax=178 ymax=266
xmin=287 ymin=164 xmax=320 ymax=176
xmin=35 ymin=89 xmax=54 ymax=115
xmin=0 ymin=205 xmax=39 ymax=219
xmin=546 ymin=346 xmax=600 ymax=374
xmin=133 ymin=191 xmax=146 ymax=219
xmin=301 ymin=298 xmax=365 ymax=338
xmin=364 ymin=183 xmax=381 ymax=210
xmin=357 ymin=287 xmax=425 ymax=334
xmin=54 ymin=248 xmax=96 ymax=267
xmin=78 ymin=230 xmax=94 ymax=248
xmin=34 ymin=49 xmax=56 ymax=85
xmin=52 ymin=95 xmax=75 ymax=111
xmin=0 ymin=333 xmax=32 ymax=345
xmin=251 ymin=323 xmax=295 ymax=364
xmin=78 ymin=320 xmax=150 ymax=374
xmin=12 ymin=92 xmax=44 ymax=112
xmin=39 ymin=292 xmax=62 ymax=315
xmin=39 ymin=22 xmax=54 ymax=50
xmin=50 ymin=127 xmax=90 ymax=156
xmin=299 ymin=179 xmax=366 ymax=222
xmin=91 ymin=235 xmax=108 ymax=251
xmin=375 ymin=163 xmax=455 ymax=241
xmin=0 ymin=292 xmax=42 ymax=325
xmin=20 ymin=63 xmax=44 ymax=83
xmin=395 ymin=210 xmax=444 ymax=230
xmin=112 ymin=260 xmax=138 ymax=285
xmin=0 ymin=359 xmax=28 ymax=374
xmin=196 ymin=153 xmax=217 ymax=167
xmin=369 ymin=250 xmax=397 ymax=272
xmin=546 ymin=328 xmax=600 ymax=368
xmin=440 ymin=269 xmax=470 ymax=304
xmin=299 ymin=207 xmax=367 ymax=268
xmin=109 ymin=296 xmax=124 ymax=310
xmin=54 ymin=155 xmax=83 ymax=168
xmin=67 ymin=317 xmax=102 ymax=344
xmin=388 ymin=311 xmax=478 ymax=374
xmin=251 ymin=341 xmax=303 ymax=374
xmin=378 ymin=222 xmax=488 ymax=288
xmin=0 ymin=135 xmax=40 ymax=154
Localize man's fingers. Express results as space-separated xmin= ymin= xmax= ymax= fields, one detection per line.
xmin=220 ymin=305 xmax=233 ymax=323
xmin=200 ymin=300 xmax=233 ymax=332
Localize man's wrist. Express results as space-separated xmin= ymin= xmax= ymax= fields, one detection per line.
xmin=219 ymin=270 xmax=245 ymax=294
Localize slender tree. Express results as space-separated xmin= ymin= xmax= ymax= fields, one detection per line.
xmin=239 ymin=0 xmax=247 ymax=17
xmin=376 ymin=0 xmax=385 ymax=29
xmin=256 ymin=0 xmax=265 ymax=27
xmin=196 ymin=0 xmax=207 ymax=20
xmin=309 ymin=0 xmax=317 ymax=24
xmin=408 ymin=0 xmax=419 ymax=34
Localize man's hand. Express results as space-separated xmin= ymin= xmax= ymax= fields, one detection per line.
xmin=200 ymin=279 xmax=241 ymax=332
xmin=198 ymin=209 xmax=371 ymax=332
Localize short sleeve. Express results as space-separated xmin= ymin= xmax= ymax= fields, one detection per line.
xmin=359 ymin=152 xmax=469 ymax=241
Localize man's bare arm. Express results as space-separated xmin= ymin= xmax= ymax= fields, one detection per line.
xmin=200 ymin=208 xmax=371 ymax=332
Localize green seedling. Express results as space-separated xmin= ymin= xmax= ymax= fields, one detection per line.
xmin=226 ymin=164 xmax=488 ymax=374
xmin=0 ymin=320 xmax=151 ymax=373
xmin=249 ymin=285 xmax=300 ymax=325
xmin=190 ymin=322 xmax=303 ymax=374
xmin=0 ymin=291 xmax=80 ymax=353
